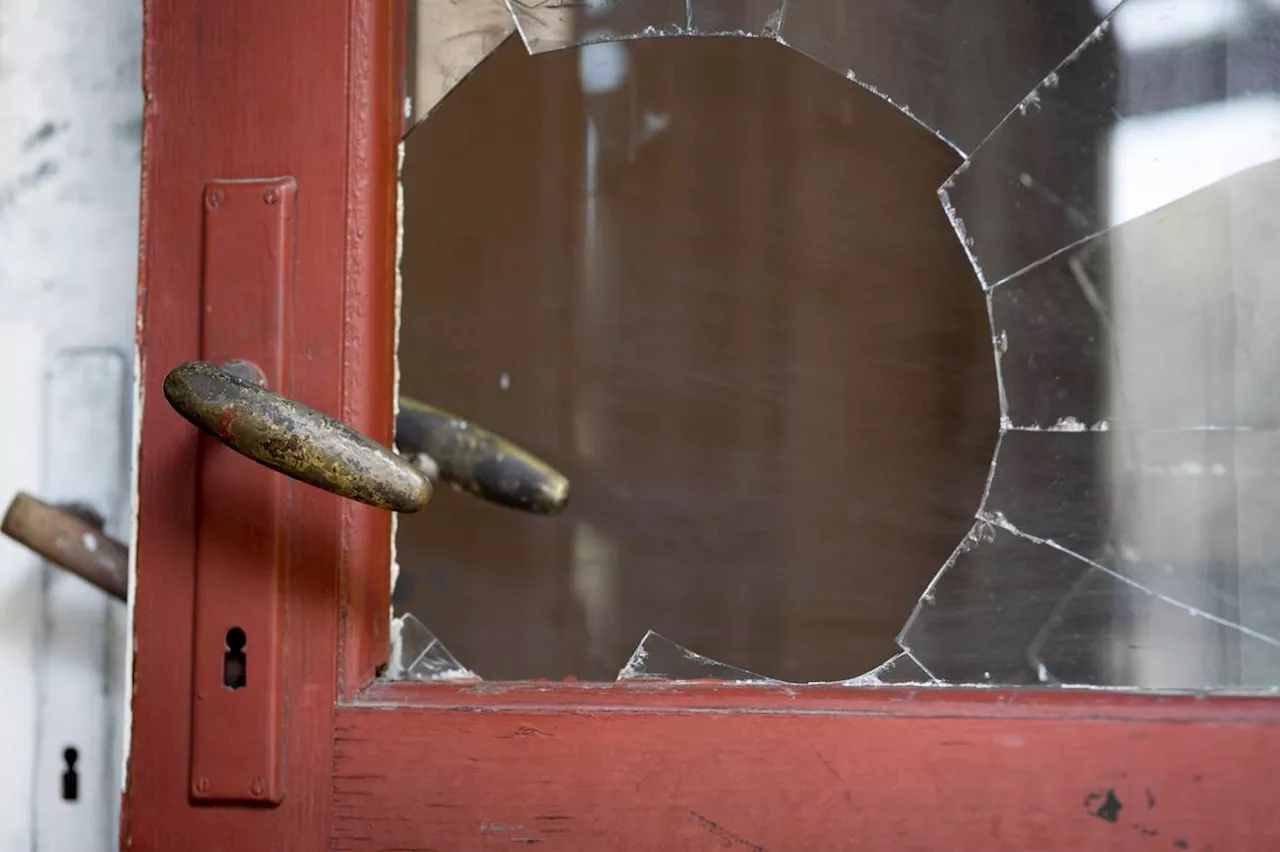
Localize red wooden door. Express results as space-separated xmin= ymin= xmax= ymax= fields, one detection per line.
xmin=126 ymin=1 xmax=1280 ymax=850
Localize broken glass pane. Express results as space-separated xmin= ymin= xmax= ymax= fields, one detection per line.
xmin=617 ymin=631 xmax=777 ymax=682
xmin=988 ymin=241 xmax=1112 ymax=432
xmin=778 ymin=0 xmax=1120 ymax=153
xmin=407 ymin=0 xmax=515 ymax=126
xmin=507 ymin=0 xmax=688 ymax=53
xmin=395 ymin=36 xmax=991 ymax=684
xmin=994 ymin=158 xmax=1280 ymax=432
xmin=391 ymin=0 xmax=1280 ymax=691
xmin=386 ymin=613 xmax=478 ymax=682
xmin=900 ymin=523 xmax=1098 ymax=685
xmin=987 ymin=429 xmax=1280 ymax=652
xmin=944 ymin=0 xmax=1280 ymax=287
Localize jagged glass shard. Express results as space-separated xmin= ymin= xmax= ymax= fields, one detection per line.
xmin=506 ymin=0 xmax=688 ymax=53
xmin=778 ymin=0 xmax=1119 ymax=153
xmin=407 ymin=0 xmax=515 ymax=128
xmin=617 ymin=631 xmax=778 ymax=682
xmin=900 ymin=523 xmax=1098 ymax=685
xmin=386 ymin=613 xmax=479 ymax=682
xmin=987 ymin=429 xmax=1280 ymax=653
xmin=688 ymin=0 xmax=783 ymax=37
xmin=944 ymin=0 xmax=1280 ymax=287
xmin=843 ymin=652 xmax=936 ymax=685
xmin=993 ymin=157 xmax=1280 ymax=431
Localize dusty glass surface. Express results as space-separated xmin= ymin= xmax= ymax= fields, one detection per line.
xmin=391 ymin=0 xmax=1280 ymax=690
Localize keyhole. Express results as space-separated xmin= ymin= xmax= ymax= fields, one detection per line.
xmin=223 ymin=627 xmax=247 ymax=689
xmin=61 ymin=746 xmax=79 ymax=802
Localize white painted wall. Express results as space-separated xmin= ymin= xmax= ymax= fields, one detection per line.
xmin=0 ymin=0 xmax=142 ymax=849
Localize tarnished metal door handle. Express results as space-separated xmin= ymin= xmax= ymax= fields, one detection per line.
xmin=396 ymin=399 xmax=568 ymax=515
xmin=164 ymin=361 xmax=431 ymax=512
xmin=163 ymin=360 xmax=569 ymax=515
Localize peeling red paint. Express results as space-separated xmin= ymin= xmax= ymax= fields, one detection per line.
xmin=215 ymin=406 xmax=234 ymax=440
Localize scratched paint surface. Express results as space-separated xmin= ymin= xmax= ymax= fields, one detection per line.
xmin=389 ymin=0 xmax=1280 ymax=690
xmin=332 ymin=691 xmax=1280 ymax=851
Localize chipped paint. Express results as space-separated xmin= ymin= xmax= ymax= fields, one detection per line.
xmin=122 ymin=343 xmax=142 ymax=800
xmin=391 ymin=138 xmax=406 ymax=597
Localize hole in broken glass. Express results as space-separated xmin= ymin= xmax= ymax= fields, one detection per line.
xmin=387 ymin=0 xmax=1280 ymax=690
xmin=393 ymin=35 xmax=994 ymax=684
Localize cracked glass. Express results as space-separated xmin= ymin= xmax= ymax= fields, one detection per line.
xmin=389 ymin=0 xmax=1280 ymax=691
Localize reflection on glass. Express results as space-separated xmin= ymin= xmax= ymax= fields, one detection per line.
xmin=915 ymin=157 xmax=1280 ymax=691
xmin=994 ymin=159 xmax=1280 ymax=432
xmin=395 ymin=37 xmax=993 ymax=683
xmin=944 ymin=0 xmax=1280 ymax=287
xmin=900 ymin=520 xmax=1280 ymax=689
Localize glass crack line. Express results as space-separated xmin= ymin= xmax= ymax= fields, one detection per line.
xmin=904 ymin=650 xmax=940 ymax=682
xmin=978 ymin=512 xmax=1280 ymax=648
xmin=939 ymin=15 xmax=1121 ymax=291
xmin=895 ymin=516 xmax=1002 ymax=647
xmin=951 ymin=14 xmax=1111 ymax=172
xmin=987 ymin=227 xmax=1109 ymax=292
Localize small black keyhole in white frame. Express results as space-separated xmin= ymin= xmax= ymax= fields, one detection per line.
xmin=61 ymin=746 xmax=79 ymax=802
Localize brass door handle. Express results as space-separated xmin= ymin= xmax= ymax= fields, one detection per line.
xmin=163 ymin=360 xmax=569 ymax=515
xmin=396 ymin=399 xmax=568 ymax=515
xmin=164 ymin=361 xmax=431 ymax=512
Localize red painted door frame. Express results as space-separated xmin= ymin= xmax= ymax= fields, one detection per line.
xmin=127 ymin=1 xmax=1280 ymax=849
